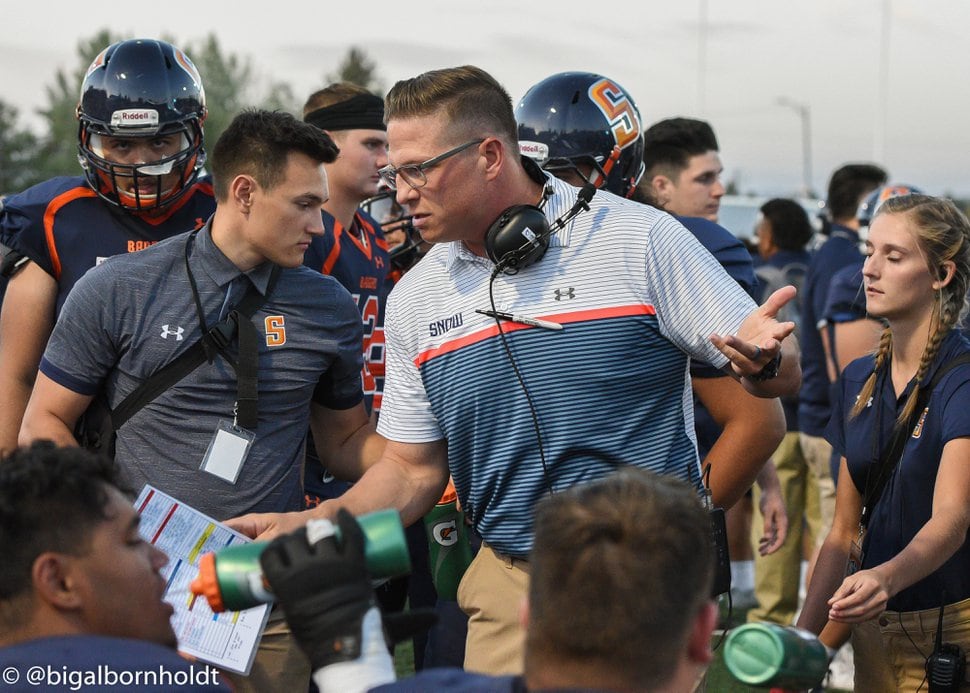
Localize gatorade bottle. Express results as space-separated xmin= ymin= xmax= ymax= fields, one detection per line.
xmin=423 ymin=479 xmax=474 ymax=600
xmin=723 ymin=622 xmax=830 ymax=690
xmin=191 ymin=508 xmax=411 ymax=612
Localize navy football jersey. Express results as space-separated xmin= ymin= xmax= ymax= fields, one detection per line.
xmin=303 ymin=208 xmax=390 ymax=505
xmin=3 ymin=175 xmax=214 ymax=313
xmin=304 ymin=208 xmax=391 ymax=413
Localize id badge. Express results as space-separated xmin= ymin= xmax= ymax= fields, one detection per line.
xmin=845 ymin=525 xmax=867 ymax=577
xmin=200 ymin=419 xmax=255 ymax=484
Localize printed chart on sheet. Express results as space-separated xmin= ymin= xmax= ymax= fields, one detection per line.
xmin=135 ymin=485 xmax=270 ymax=675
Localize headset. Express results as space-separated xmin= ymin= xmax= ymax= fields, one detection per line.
xmin=485 ymin=181 xmax=597 ymax=276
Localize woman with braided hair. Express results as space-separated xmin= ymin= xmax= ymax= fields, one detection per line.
xmin=796 ymin=194 xmax=970 ymax=691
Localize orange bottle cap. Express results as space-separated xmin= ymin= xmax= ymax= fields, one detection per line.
xmin=190 ymin=552 xmax=226 ymax=613
xmin=437 ymin=478 xmax=457 ymax=505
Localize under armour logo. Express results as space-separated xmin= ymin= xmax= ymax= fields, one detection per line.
xmin=160 ymin=324 xmax=184 ymax=341
xmin=554 ymin=287 xmax=575 ymax=301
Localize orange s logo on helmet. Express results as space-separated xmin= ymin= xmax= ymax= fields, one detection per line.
xmin=84 ymin=48 xmax=108 ymax=79
xmin=173 ymin=49 xmax=203 ymax=89
xmin=880 ymin=185 xmax=915 ymax=204
xmin=587 ymin=78 xmax=642 ymax=150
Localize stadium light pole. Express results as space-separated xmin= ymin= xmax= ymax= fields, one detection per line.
xmin=777 ymin=96 xmax=813 ymax=198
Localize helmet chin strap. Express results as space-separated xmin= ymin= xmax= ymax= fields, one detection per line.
xmin=599 ymin=145 xmax=621 ymax=179
xmin=584 ymin=146 xmax=622 ymax=190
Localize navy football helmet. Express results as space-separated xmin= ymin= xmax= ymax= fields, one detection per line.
xmin=856 ymin=183 xmax=923 ymax=227
xmin=77 ymin=38 xmax=207 ymax=212
xmin=515 ymin=71 xmax=644 ymax=198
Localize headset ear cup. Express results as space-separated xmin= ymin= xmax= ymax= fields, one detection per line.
xmin=484 ymin=205 xmax=550 ymax=272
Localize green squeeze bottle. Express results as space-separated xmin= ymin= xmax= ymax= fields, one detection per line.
xmin=191 ymin=509 xmax=411 ymax=612
xmin=723 ymin=622 xmax=830 ymax=690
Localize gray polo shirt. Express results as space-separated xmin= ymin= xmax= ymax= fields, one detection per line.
xmin=41 ymin=224 xmax=364 ymax=519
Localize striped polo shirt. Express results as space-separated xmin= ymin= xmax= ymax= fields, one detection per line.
xmin=377 ymin=176 xmax=755 ymax=556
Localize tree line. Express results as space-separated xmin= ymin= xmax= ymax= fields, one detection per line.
xmin=0 ymin=30 xmax=380 ymax=195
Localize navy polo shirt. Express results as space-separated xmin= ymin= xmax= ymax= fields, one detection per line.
xmin=800 ymin=224 xmax=864 ymax=436
xmin=823 ymin=261 xmax=866 ymax=325
xmin=674 ymin=215 xmax=757 ymax=458
xmin=826 ymin=330 xmax=970 ymax=611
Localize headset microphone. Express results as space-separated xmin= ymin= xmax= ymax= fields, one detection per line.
xmin=486 ymin=182 xmax=596 ymax=276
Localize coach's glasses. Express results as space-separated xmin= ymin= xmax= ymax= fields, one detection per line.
xmin=378 ymin=139 xmax=484 ymax=190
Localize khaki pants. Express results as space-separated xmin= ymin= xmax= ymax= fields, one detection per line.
xmin=221 ymin=606 xmax=311 ymax=693
xmin=852 ymin=597 xmax=970 ymax=692
xmin=799 ymin=432 xmax=836 ymax=549
xmin=749 ymin=432 xmax=822 ymax=625
xmin=457 ymin=542 xmax=530 ymax=675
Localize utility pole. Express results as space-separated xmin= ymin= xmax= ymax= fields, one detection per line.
xmin=777 ymin=97 xmax=813 ymax=198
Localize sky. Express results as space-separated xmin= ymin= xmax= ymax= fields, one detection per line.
xmin=5 ymin=0 xmax=970 ymax=198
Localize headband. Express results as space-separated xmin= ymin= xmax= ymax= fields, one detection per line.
xmin=304 ymin=93 xmax=386 ymax=131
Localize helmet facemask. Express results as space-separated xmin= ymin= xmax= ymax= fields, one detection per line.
xmin=362 ymin=189 xmax=423 ymax=271
xmin=78 ymin=120 xmax=205 ymax=213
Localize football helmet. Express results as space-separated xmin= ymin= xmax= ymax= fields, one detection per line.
xmin=361 ymin=189 xmax=423 ymax=271
xmin=857 ymin=183 xmax=923 ymax=227
xmin=515 ymin=71 xmax=644 ymax=198
xmin=77 ymin=38 xmax=207 ymax=212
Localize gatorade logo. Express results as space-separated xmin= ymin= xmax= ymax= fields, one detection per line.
xmin=432 ymin=520 xmax=459 ymax=547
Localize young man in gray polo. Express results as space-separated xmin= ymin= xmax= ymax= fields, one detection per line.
xmin=20 ymin=109 xmax=387 ymax=693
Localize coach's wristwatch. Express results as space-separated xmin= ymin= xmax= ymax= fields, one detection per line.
xmin=747 ymin=352 xmax=782 ymax=382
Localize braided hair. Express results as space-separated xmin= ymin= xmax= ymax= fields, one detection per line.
xmin=849 ymin=195 xmax=970 ymax=424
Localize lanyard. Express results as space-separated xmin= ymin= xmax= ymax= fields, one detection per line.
xmin=860 ymin=366 xmax=897 ymax=530
xmin=183 ymin=230 xmax=263 ymax=430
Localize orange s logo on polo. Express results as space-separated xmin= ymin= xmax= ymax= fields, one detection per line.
xmin=265 ymin=315 xmax=286 ymax=347
xmin=588 ymin=78 xmax=642 ymax=150
xmin=912 ymin=406 xmax=929 ymax=438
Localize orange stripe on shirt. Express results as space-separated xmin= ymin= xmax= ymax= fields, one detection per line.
xmin=353 ymin=212 xmax=376 ymax=260
xmin=415 ymin=303 xmax=656 ymax=367
xmin=44 ymin=187 xmax=99 ymax=280
xmin=322 ymin=221 xmax=343 ymax=275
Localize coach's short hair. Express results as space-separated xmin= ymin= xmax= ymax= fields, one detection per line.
xmin=384 ymin=65 xmax=518 ymax=149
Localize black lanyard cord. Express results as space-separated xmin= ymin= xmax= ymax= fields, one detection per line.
xmin=182 ymin=230 xmax=278 ymax=430
xmin=184 ymin=231 xmax=216 ymax=363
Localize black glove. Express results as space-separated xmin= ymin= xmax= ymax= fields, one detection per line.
xmin=260 ymin=509 xmax=375 ymax=670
